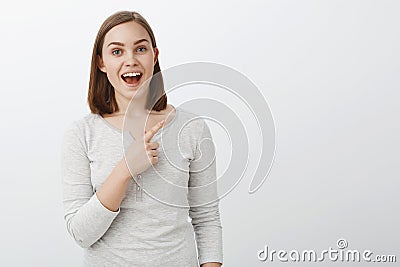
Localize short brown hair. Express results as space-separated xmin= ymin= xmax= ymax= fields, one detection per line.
xmin=87 ymin=11 xmax=167 ymax=115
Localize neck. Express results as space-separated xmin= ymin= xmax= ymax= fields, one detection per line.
xmin=115 ymin=90 xmax=150 ymax=117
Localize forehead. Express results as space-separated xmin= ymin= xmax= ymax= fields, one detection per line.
xmin=103 ymin=21 xmax=150 ymax=46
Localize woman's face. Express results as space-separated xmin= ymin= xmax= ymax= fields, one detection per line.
xmin=98 ymin=21 xmax=159 ymax=108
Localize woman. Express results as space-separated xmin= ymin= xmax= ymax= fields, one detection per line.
xmin=61 ymin=11 xmax=223 ymax=267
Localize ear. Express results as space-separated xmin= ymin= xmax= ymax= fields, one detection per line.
xmin=153 ymin=47 xmax=159 ymax=65
xmin=97 ymin=55 xmax=106 ymax=73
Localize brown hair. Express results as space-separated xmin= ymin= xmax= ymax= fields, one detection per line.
xmin=87 ymin=11 xmax=167 ymax=115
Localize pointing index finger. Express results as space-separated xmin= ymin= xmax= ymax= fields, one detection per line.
xmin=144 ymin=120 xmax=165 ymax=142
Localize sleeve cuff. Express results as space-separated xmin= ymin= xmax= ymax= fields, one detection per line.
xmin=199 ymin=256 xmax=223 ymax=266
xmin=93 ymin=193 xmax=120 ymax=214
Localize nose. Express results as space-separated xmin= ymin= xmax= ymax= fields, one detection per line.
xmin=124 ymin=52 xmax=139 ymax=66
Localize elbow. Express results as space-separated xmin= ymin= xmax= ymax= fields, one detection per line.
xmin=65 ymin=219 xmax=96 ymax=249
xmin=76 ymin=239 xmax=93 ymax=249
xmin=68 ymin=229 xmax=96 ymax=249
xmin=191 ymin=216 xmax=222 ymax=228
xmin=73 ymin=234 xmax=94 ymax=249
xmin=189 ymin=206 xmax=222 ymax=227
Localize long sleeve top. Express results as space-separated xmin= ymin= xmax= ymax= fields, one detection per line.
xmin=61 ymin=107 xmax=223 ymax=267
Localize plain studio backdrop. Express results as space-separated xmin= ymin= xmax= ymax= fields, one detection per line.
xmin=0 ymin=0 xmax=399 ymax=266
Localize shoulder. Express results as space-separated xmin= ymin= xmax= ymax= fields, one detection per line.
xmin=174 ymin=107 xmax=208 ymax=135
xmin=64 ymin=113 xmax=100 ymax=137
xmin=62 ymin=113 xmax=103 ymax=151
xmin=173 ymin=108 xmax=216 ymax=160
xmin=173 ymin=107 xmax=212 ymax=146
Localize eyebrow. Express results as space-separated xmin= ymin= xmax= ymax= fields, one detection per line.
xmin=107 ymin=39 xmax=149 ymax=47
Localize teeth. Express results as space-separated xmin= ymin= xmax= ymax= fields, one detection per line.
xmin=122 ymin=72 xmax=141 ymax=77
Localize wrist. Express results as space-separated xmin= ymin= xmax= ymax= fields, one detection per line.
xmin=201 ymin=263 xmax=222 ymax=267
xmin=117 ymin=159 xmax=135 ymax=181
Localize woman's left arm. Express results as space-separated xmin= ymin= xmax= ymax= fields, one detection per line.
xmin=201 ymin=262 xmax=222 ymax=267
xmin=188 ymin=120 xmax=223 ymax=266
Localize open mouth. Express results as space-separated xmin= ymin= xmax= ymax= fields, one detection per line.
xmin=121 ymin=72 xmax=143 ymax=86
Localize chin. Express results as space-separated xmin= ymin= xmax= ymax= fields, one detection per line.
xmin=125 ymin=87 xmax=147 ymax=101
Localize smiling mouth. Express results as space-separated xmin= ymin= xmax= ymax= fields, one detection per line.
xmin=121 ymin=72 xmax=143 ymax=86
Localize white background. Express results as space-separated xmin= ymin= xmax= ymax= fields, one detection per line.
xmin=0 ymin=0 xmax=399 ymax=266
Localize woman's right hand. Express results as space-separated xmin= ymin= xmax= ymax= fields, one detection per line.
xmin=124 ymin=120 xmax=165 ymax=177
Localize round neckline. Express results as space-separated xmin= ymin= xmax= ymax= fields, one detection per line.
xmin=97 ymin=104 xmax=179 ymax=137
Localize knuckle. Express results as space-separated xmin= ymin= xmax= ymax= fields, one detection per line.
xmin=152 ymin=143 xmax=159 ymax=150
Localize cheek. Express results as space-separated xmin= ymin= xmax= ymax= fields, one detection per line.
xmin=143 ymin=52 xmax=155 ymax=65
xmin=144 ymin=56 xmax=155 ymax=72
xmin=102 ymin=56 xmax=119 ymax=69
xmin=102 ymin=62 xmax=121 ymax=84
xmin=106 ymin=72 xmax=117 ymax=82
xmin=104 ymin=63 xmax=121 ymax=77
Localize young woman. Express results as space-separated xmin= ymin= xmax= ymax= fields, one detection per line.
xmin=61 ymin=11 xmax=223 ymax=267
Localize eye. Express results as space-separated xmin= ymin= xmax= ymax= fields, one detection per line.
xmin=137 ymin=47 xmax=147 ymax=53
xmin=112 ymin=49 xmax=122 ymax=55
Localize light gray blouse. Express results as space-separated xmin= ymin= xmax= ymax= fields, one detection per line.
xmin=61 ymin=107 xmax=223 ymax=267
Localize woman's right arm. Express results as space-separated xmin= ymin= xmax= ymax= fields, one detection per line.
xmin=61 ymin=120 xmax=164 ymax=248
xmin=61 ymin=122 xmax=132 ymax=248
xmin=95 ymin=119 xmax=165 ymax=212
